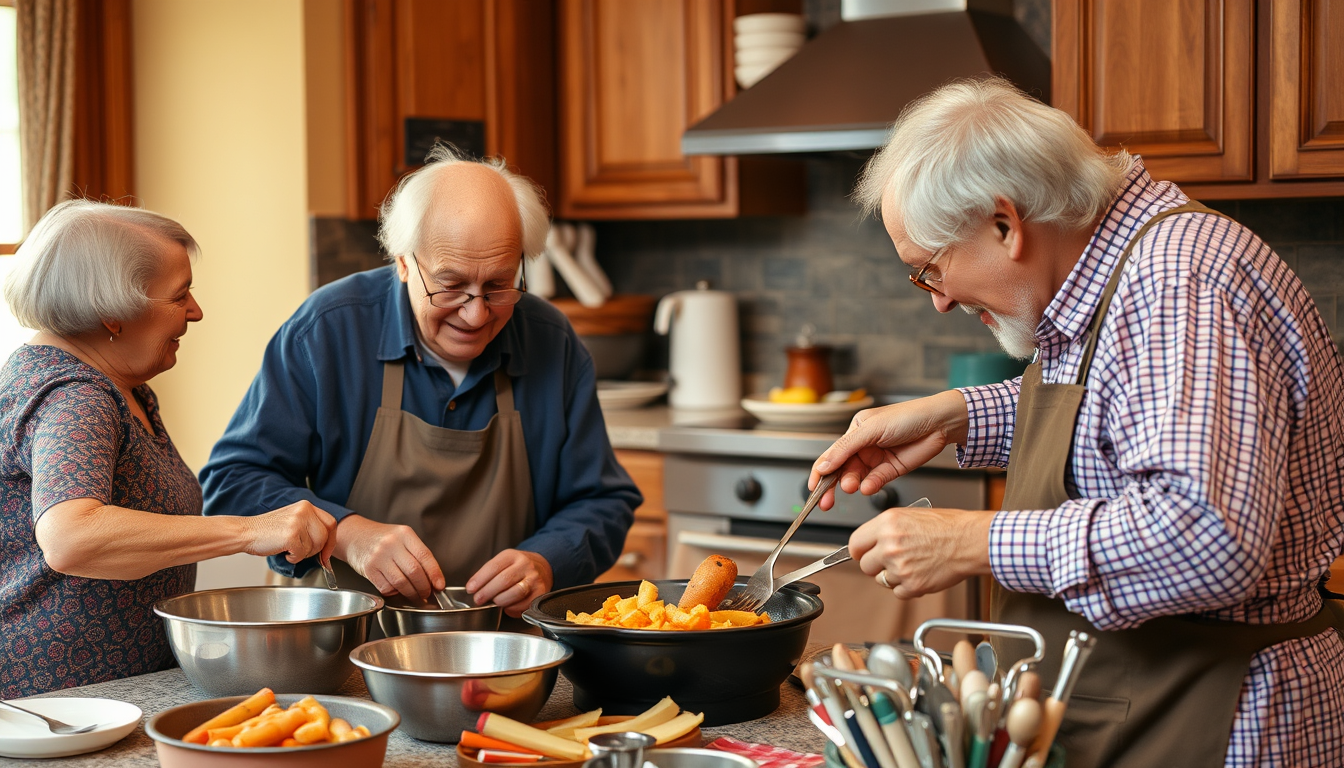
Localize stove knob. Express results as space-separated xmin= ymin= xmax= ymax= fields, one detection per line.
xmin=870 ymin=486 xmax=899 ymax=511
xmin=735 ymin=477 xmax=763 ymax=503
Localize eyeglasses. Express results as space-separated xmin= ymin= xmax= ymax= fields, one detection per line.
xmin=410 ymin=254 xmax=527 ymax=309
xmin=908 ymin=245 xmax=951 ymax=294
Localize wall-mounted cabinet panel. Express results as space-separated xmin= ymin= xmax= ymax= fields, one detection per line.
xmin=1053 ymin=0 xmax=1254 ymax=184
xmin=1266 ymin=0 xmax=1344 ymax=179
xmin=344 ymin=0 xmax=556 ymax=221
xmin=557 ymin=0 xmax=803 ymax=220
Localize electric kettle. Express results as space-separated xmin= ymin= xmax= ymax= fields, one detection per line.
xmin=654 ymin=281 xmax=741 ymax=409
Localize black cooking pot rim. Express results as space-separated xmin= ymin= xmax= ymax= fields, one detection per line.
xmin=521 ymin=578 xmax=823 ymax=637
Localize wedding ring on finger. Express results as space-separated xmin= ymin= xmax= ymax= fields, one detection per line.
xmin=518 ymin=577 xmax=530 ymax=593
xmin=877 ymin=571 xmax=892 ymax=589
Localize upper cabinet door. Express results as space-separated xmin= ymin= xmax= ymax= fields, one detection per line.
xmin=558 ymin=0 xmax=738 ymax=219
xmin=1053 ymin=0 xmax=1254 ymax=183
xmin=1266 ymin=0 xmax=1344 ymax=179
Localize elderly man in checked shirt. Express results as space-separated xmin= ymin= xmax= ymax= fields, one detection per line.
xmin=810 ymin=79 xmax=1344 ymax=768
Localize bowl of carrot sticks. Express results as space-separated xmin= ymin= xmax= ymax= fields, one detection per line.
xmin=145 ymin=687 xmax=399 ymax=767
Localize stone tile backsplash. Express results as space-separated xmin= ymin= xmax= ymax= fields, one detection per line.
xmin=311 ymin=156 xmax=1344 ymax=394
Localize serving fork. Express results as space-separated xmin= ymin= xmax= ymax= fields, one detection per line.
xmin=0 ymin=700 xmax=99 ymax=735
xmin=721 ymin=495 xmax=933 ymax=614
xmin=718 ymin=473 xmax=839 ymax=613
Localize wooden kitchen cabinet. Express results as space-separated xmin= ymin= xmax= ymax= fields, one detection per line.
xmin=598 ymin=450 xmax=668 ymax=582
xmin=556 ymin=0 xmax=804 ymax=219
xmin=1053 ymin=0 xmax=1344 ymax=199
xmin=344 ymin=0 xmax=557 ymax=220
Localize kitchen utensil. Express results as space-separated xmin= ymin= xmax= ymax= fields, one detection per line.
xmin=801 ymin=662 xmax=865 ymax=768
xmin=433 ymin=588 xmax=472 ymax=609
xmin=719 ymin=473 xmax=838 ymax=613
xmin=153 ymin=587 xmax=382 ymax=696
xmin=379 ymin=589 xmax=502 ymax=637
xmin=842 ymin=710 xmax=880 ymax=768
xmin=906 ymin=712 xmax=939 ymax=768
xmin=320 ymin=556 xmax=339 ymax=591
xmin=837 ymin=648 xmax=920 ymax=768
xmin=587 ymin=731 xmax=654 ymax=768
xmin=1024 ymin=631 xmax=1096 ymax=768
xmin=938 ymin=700 xmax=965 ymax=768
xmin=547 ymin=224 xmax=606 ymax=308
xmin=350 ymin=631 xmax=569 ymax=742
xmin=998 ymin=696 xmax=1041 ymax=768
xmin=145 ymin=693 xmax=397 ymax=768
xmin=573 ymin=223 xmax=613 ymax=299
xmin=654 ymin=282 xmax=741 ymax=410
xmin=975 ymin=641 xmax=998 ymax=683
xmin=963 ymin=691 xmax=989 ymax=768
xmin=830 ymin=648 xmax=898 ymax=768
xmin=522 ymin=578 xmax=822 ymax=725
xmin=0 ymin=700 xmax=98 ymax=735
xmin=766 ymin=545 xmax=852 ymax=599
xmin=525 ymin=247 xmax=557 ymax=299
xmin=0 ymin=697 xmax=140 ymax=760
xmin=912 ymin=619 xmax=1046 ymax=683
xmin=739 ymin=393 xmax=874 ymax=428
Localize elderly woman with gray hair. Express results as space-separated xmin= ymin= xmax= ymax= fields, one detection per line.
xmin=0 ymin=201 xmax=337 ymax=698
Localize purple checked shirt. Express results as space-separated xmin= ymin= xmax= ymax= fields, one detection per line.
xmin=956 ymin=161 xmax=1344 ymax=767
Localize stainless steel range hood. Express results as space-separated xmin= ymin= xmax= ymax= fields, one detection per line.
xmin=682 ymin=0 xmax=1049 ymax=156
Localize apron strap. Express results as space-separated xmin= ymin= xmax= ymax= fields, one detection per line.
xmin=493 ymin=367 xmax=516 ymax=414
xmin=1075 ymin=200 xmax=1227 ymax=385
xmin=381 ymin=361 xmax=405 ymax=411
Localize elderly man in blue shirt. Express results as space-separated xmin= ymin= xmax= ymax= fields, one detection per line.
xmin=201 ymin=146 xmax=641 ymax=617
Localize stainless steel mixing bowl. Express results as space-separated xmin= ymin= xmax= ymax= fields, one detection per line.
xmin=154 ymin=587 xmax=383 ymax=697
xmin=377 ymin=588 xmax=502 ymax=637
xmin=350 ymin=631 xmax=571 ymax=742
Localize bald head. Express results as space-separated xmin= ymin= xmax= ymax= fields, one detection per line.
xmin=417 ymin=163 xmax=523 ymax=260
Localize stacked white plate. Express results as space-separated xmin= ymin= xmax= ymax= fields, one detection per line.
xmin=734 ymin=13 xmax=806 ymax=89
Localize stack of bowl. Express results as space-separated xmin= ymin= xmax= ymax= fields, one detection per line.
xmin=733 ymin=13 xmax=806 ymax=89
xmin=550 ymin=294 xmax=657 ymax=380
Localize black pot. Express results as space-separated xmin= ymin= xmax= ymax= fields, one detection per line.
xmin=522 ymin=579 xmax=822 ymax=726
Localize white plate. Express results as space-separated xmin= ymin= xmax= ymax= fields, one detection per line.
xmin=597 ymin=380 xmax=669 ymax=410
xmin=733 ymin=13 xmax=806 ymax=35
xmin=0 ymin=697 xmax=142 ymax=759
xmin=740 ymin=393 xmax=875 ymax=428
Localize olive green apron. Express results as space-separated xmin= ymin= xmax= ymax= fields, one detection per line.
xmin=289 ymin=362 xmax=535 ymax=594
xmin=990 ymin=202 xmax=1344 ymax=768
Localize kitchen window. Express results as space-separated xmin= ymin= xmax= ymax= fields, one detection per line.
xmin=0 ymin=0 xmax=30 ymax=358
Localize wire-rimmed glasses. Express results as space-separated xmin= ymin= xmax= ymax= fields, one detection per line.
xmin=411 ymin=254 xmax=527 ymax=309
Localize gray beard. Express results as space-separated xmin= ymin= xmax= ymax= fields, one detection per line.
xmin=962 ymin=300 xmax=1038 ymax=361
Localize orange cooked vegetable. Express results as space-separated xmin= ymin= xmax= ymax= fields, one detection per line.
xmin=678 ymin=555 xmax=737 ymax=610
xmin=183 ymin=688 xmax=275 ymax=744
xmin=566 ymin=580 xmax=769 ymax=630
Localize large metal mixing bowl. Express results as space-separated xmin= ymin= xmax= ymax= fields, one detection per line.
xmin=350 ymin=631 xmax=570 ymax=742
xmin=377 ymin=588 xmax=502 ymax=637
xmin=154 ymin=587 xmax=383 ymax=697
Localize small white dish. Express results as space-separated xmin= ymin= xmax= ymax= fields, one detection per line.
xmin=733 ymin=13 xmax=806 ymax=35
xmin=597 ymin=380 xmax=669 ymax=410
xmin=740 ymin=393 xmax=875 ymax=428
xmin=735 ymin=30 xmax=805 ymax=50
xmin=735 ymin=46 xmax=798 ymax=68
xmin=0 ymin=697 xmax=142 ymax=759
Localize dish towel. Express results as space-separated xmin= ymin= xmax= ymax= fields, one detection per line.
xmin=704 ymin=736 xmax=825 ymax=768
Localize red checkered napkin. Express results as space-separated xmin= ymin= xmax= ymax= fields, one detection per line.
xmin=704 ymin=736 xmax=824 ymax=768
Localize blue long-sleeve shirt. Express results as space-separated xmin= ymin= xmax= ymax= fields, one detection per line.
xmin=199 ymin=266 xmax=641 ymax=587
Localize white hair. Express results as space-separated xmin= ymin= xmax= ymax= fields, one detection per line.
xmin=3 ymin=200 xmax=200 ymax=336
xmin=854 ymin=77 xmax=1135 ymax=250
xmin=377 ymin=143 xmax=550 ymax=260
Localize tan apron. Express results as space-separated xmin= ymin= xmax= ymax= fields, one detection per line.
xmin=291 ymin=362 xmax=535 ymax=594
xmin=991 ymin=202 xmax=1344 ymax=768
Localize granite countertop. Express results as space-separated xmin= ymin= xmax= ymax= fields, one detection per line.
xmin=5 ymin=659 xmax=825 ymax=767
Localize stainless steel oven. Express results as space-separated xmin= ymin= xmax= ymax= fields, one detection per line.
xmin=657 ymin=417 xmax=987 ymax=646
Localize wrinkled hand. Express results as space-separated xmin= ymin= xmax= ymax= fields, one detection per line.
xmin=466 ymin=550 xmax=553 ymax=618
xmin=809 ymin=390 xmax=970 ymax=510
xmin=849 ymin=505 xmax=994 ymax=599
xmin=333 ymin=515 xmax=445 ymax=601
xmin=243 ymin=501 xmax=338 ymax=565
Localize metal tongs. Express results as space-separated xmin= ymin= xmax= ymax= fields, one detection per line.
xmin=718 ymin=473 xmax=839 ymax=613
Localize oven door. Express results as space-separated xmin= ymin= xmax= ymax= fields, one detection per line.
xmin=667 ymin=521 xmax=971 ymax=647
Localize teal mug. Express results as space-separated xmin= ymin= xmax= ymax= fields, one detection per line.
xmin=947 ymin=352 xmax=1029 ymax=389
